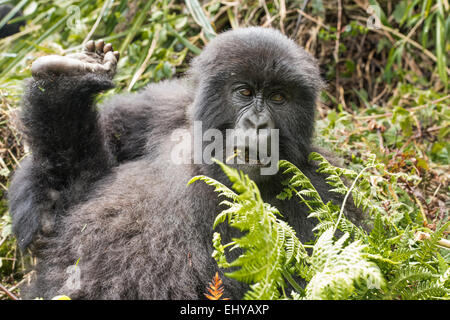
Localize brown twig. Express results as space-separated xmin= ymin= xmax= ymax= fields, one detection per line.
xmin=294 ymin=7 xmax=329 ymax=30
xmin=293 ymin=0 xmax=311 ymax=36
xmin=0 ymin=277 xmax=27 ymax=299
xmin=0 ymin=283 xmax=19 ymax=300
xmin=278 ymin=0 xmax=286 ymax=34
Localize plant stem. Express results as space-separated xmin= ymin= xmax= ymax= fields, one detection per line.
xmin=333 ymin=164 xmax=376 ymax=235
xmin=281 ymin=269 xmax=304 ymax=295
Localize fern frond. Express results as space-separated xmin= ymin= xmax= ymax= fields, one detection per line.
xmin=390 ymin=266 xmax=434 ymax=291
xmin=188 ymin=175 xmax=238 ymax=201
xmin=194 ymin=159 xmax=308 ymax=299
xmin=195 ymin=154 xmax=447 ymax=301
xmin=415 ymin=221 xmax=450 ymax=263
xmin=368 ymin=213 xmax=388 ymax=251
xmin=278 ymin=160 xmax=324 ymax=207
xmin=204 ymin=272 xmax=230 ymax=300
xmin=305 ymin=229 xmax=385 ymax=300
xmin=243 ymin=280 xmax=281 ymax=300
xmin=437 ymin=268 xmax=450 ymax=287
xmin=401 ymin=280 xmax=448 ymax=300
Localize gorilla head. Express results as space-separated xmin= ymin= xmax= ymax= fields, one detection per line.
xmin=188 ymin=28 xmax=324 ymax=181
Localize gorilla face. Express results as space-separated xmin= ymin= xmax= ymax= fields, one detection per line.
xmin=227 ymin=80 xmax=285 ymax=176
xmin=189 ymin=27 xmax=324 ymax=180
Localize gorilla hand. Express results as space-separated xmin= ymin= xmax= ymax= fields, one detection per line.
xmin=31 ymin=40 xmax=120 ymax=80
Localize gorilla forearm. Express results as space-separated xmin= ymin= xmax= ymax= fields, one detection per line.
xmin=21 ymin=39 xmax=120 ymax=185
xmin=10 ymin=74 xmax=115 ymax=250
xmin=9 ymin=41 xmax=126 ymax=250
xmin=11 ymin=74 xmax=161 ymax=250
xmin=21 ymin=74 xmax=115 ymax=184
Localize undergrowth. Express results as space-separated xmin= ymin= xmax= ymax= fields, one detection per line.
xmin=190 ymin=155 xmax=450 ymax=300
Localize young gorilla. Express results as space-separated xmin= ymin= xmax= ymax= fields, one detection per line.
xmin=8 ymin=27 xmax=362 ymax=299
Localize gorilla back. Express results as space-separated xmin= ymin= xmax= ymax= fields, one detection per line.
xmin=8 ymin=27 xmax=361 ymax=299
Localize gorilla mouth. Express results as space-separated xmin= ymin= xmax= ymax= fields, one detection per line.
xmin=233 ymin=147 xmax=267 ymax=166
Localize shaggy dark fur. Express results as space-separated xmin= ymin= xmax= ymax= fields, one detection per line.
xmin=8 ymin=27 xmax=363 ymax=299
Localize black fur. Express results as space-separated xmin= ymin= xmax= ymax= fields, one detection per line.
xmin=8 ymin=27 xmax=362 ymax=299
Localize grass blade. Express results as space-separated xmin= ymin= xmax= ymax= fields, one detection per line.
xmin=184 ymin=0 xmax=216 ymax=40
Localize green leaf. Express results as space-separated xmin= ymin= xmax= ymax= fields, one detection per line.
xmin=184 ymin=0 xmax=216 ymax=40
xmin=436 ymin=0 xmax=448 ymax=87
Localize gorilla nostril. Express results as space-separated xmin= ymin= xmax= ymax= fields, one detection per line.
xmin=244 ymin=118 xmax=255 ymax=129
xmin=256 ymin=121 xmax=269 ymax=130
xmin=243 ymin=118 xmax=270 ymax=130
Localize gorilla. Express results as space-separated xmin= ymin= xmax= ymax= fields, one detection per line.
xmin=8 ymin=27 xmax=362 ymax=299
xmin=0 ymin=4 xmax=25 ymax=38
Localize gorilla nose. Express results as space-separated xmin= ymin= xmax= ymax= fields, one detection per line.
xmin=243 ymin=114 xmax=275 ymax=130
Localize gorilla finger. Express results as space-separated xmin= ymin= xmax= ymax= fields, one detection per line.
xmin=95 ymin=39 xmax=105 ymax=53
xmin=113 ymin=51 xmax=120 ymax=61
xmin=103 ymin=43 xmax=113 ymax=54
xmin=84 ymin=40 xmax=95 ymax=52
xmin=103 ymin=52 xmax=117 ymax=71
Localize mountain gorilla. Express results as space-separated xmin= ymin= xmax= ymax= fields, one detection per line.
xmin=8 ymin=27 xmax=362 ymax=299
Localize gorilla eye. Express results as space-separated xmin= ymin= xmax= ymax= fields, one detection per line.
xmin=239 ymin=88 xmax=252 ymax=97
xmin=270 ymin=93 xmax=285 ymax=102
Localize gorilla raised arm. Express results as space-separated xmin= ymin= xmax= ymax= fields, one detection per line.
xmin=8 ymin=27 xmax=362 ymax=299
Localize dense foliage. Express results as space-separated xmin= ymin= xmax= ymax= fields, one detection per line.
xmin=191 ymin=157 xmax=449 ymax=300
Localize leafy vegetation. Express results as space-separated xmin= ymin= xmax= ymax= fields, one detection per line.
xmin=0 ymin=0 xmax=448 ymax=299
xmin=191 ymin=157 xmax=449 ymax=300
